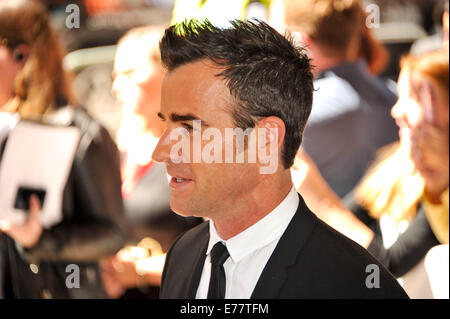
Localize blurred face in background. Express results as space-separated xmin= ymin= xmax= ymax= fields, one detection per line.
xmin=112 ymin=37 xmax=165 ymax=136
xmin=0 ymin=44 xmax=21 ymax=109
xmin=391 ymin=68 xmax=449 ymax=180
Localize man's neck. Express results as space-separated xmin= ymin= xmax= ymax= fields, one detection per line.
xmin=212 ymin=170 xmax=293 ymax=240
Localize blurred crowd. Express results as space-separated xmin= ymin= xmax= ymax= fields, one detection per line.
xmin=0 ymin=0 xmax=448 ymax=299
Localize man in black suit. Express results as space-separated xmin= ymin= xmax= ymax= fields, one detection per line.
xmin=152 ymin=19 xmax=408 ymax=299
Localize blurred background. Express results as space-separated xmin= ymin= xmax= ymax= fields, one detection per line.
xmin=1 ymin=0 xmax=448 ymax=299
xmin=43 ymin=0 xmax=448 ymax=142
xmin=48 ymin=0 xmax=175 ymax=139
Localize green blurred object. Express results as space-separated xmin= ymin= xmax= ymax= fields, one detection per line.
xmin=171 ymin=0 xmax=271 ymax=27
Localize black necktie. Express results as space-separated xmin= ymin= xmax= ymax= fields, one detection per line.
xmin=207 ymin=242 xmax=230 ymax=299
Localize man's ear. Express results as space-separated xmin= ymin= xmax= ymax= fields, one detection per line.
xmin=256 ymin=116 xmax=286 ymax=149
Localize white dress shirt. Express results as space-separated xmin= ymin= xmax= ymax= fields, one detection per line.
xmin=195 ymin=186 xmax=299 ymax=299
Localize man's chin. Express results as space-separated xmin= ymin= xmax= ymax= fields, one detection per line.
xmin=170 ymin=198 xmax=194 ymax=217
xmin=170 ymin=196 xmax=211 ymax=220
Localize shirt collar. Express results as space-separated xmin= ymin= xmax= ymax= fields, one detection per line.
xmin=207 ymin=186 xmax=299 ymax=263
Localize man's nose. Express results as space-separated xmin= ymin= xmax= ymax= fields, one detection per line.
xmin=152 ymin=130 xmax=172 ymax=163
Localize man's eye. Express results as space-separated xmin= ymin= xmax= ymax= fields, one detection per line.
xmin=182 ymin=123 xmax=193 ymax=131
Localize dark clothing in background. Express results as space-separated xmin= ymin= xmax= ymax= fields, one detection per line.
xmin=345 ymin=193 xmax=441 ymax=278
xmin=368 ymin=207 xmax=440 ymax=278
xmin=0 ymin=106 xmax=126 ymax=298
xmin=302 ymin=60 xmax=398 ymax=198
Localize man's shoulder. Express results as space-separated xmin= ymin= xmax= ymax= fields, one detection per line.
xmin=290 ymin=206 xmax=408 ymax=298
xmin=285 ymin=198 xmax=373 ymax=266
xmin=309 ymin=216 xmax=383 ymax=266
xmin=274 ymin=197 xmax=407 ymax=298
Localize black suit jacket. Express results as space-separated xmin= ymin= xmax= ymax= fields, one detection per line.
xmin=160 ymin=194 xmax=408 ymax=299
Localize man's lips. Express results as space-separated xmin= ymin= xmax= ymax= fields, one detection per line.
xmin=169 ymin=176 xmax=193 ymax=189
xmin=167 ymin=170 xmax=194 ymax=189
xmin=170 ymin=176 xmax=193 ymax=182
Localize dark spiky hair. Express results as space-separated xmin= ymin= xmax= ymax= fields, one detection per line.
xmin=160 ymin=19 xmax=313 ymax=168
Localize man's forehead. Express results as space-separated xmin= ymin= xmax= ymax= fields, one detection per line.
xmin=164 ymin=60 xmax=231 ymax=98
xmin=161 ymin=60 xmax=235 ymax=123
xmin=166 ymin=59 xmax=225 ymax=85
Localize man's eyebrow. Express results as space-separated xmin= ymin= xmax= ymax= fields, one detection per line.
xmin=171 ymin=113 xmax=210 ymax=126
xmin=158 ymin=112 xmax=210 ymax=126
xmin=170 ymin=113 xmax=200 ymax=122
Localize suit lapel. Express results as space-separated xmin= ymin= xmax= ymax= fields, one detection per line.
xmin=185 ymin=224 xmax=209 ymax=298
xmin=250 ymin=194 xmax=317 ymax=299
